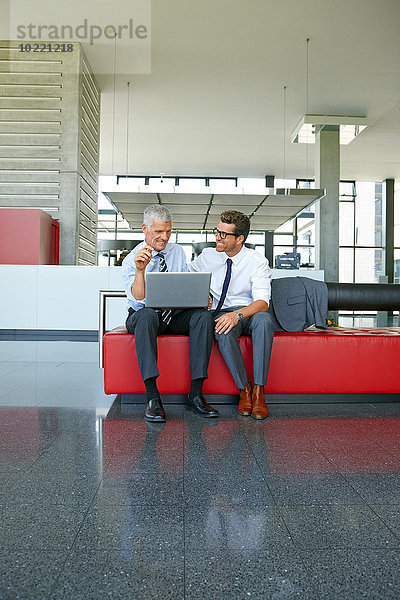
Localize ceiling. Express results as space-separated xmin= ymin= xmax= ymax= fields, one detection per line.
xmin=96 ymin=0 xmax=400 ymax=185
xmin=104 ymin=188 xmax=324 ymax=231
xmin=5 ymin=0 xmax=398 ymax=230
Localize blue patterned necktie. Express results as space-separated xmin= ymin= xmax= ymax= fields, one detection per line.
xmin=155 ymin=253 xmax=173 ymax=325
xmin=214 ymin=258 xmax=232 ymax=314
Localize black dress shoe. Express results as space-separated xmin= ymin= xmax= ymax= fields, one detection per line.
xmin=145 ymin=397 xmax=166 ymax=423
xmin=186 ymin=395 xmax=219 ymax=418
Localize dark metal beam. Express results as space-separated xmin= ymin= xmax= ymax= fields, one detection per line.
xmin=384 ymin=178 xmax=395 ymax=283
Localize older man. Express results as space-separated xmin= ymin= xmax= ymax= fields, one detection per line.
xmin=122 ymin=204 xmax=218 ymax=422
xmin=189 ymin=210 xmax=273 ymax=420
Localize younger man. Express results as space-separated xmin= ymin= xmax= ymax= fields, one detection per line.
xmin=189 ymin=210 xmax=272 ymax=419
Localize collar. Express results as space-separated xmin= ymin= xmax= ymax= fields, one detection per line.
xmin=224 ymin=245 xmax=247 ymax=266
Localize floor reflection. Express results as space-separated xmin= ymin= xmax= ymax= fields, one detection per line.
xmin=103 ymin=418 xmax=187 ymax=476
xmin=0 ymin=407 xmax=60 ymax=461
xmin=2 ymin=374 xmax=400 ymax=599
xmin=102 ymin=404 xmax=400 ymax=477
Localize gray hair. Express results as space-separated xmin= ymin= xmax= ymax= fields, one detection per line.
xmin=143 ymin=204 xmax=172 ymax=227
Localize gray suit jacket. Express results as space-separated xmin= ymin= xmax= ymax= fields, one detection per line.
xmin=271 ymin=276 xmax=328 ymax=331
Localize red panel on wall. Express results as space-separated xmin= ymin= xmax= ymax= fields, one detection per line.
xmin=0 ymin=208 xmax=59 ymax=264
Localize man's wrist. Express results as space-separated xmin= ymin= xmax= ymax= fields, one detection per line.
xmin=134 ymin=264 xmax=146 ymax=273
xmin=235 ymin=311 xmax=244 ymax=321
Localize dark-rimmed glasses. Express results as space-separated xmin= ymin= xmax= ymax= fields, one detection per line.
xmin=213 ymin=227 xmax=238 ymax=239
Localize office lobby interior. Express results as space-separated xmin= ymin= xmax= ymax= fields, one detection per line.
xmin=1 ymin=0 xmax=400 ymax=598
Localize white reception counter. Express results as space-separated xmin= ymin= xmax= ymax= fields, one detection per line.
xmin=0 ymin=265 xmax=324 ymax=333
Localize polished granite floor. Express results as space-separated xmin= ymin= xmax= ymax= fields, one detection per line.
xmin=1 ymin=340 xmax=400 ymax=599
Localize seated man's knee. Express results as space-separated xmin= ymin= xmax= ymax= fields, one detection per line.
xmin=190 ymin=308 xmax=213 ymax=328
xmin=251 ymin=311 xmax=274 ymax=331
xmin=214 ymin=328 xmax=238 ymax=348
xmin=139 ymin=307 xmax=158 ymax=320
xmin=131 ymin=307 xmax=159 ymax=330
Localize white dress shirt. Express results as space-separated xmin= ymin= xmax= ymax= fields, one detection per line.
xmin=122 ymin=242 xmax=188 ymax=311
xmin=189 ymin=246 xmax=271 ymax=310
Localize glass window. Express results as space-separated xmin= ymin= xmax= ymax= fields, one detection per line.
xmin=180 ymin=244 xmax=194 ymax=262
xmin=394 ymin=185 xmax=400 ymax=247
xmin=176 ymin=232 xmax=207 ymax=244
xmin=339 ymin=201 xmax=354 ymax=246
xmin=247 ymin=232 xmax=266 ymax=245
xmin=297 ymin=246 xmax=314 ymax=266
xmin=354 ymin=182 xmax=379 ymax=247
xmin=274 ymin=220 xmax=294 ymax=234
xmin=339 ymin=248 xmax=354 ymax=283
xmin=394 ymin=225 xmax=400 ymax=248
xmin=394 ymin=249 xmax=400 ymax=284
xmin=296 ymin=179 xmax=315 ymax=189
xmin=209 ymin=179 xmax=237 ymax=193
xmin=236 ymin=178 xmax=268 ymax=194
xmin=274 ymin=234 xmax=293 ymax=245
xmin=297 ymin=213 xmax=315 ymax=229
xmin=340 ymin=181 xmax=356 ymax=196
xmin=354 ymin=248 xmax=383 ymax=282
xmin=275 ymin=178 xmax=296 ymax=189
xmin=116 ymin=232 xmax=144 ymax=240
xmin=297 ymin=222 xmax=314 ymax=246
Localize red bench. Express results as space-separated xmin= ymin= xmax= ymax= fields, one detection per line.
xmin=103 ymin=325 xmax=400 ymax=401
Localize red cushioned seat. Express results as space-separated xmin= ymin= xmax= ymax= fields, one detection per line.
xmin=103 ymin=326 xmax=400 ymax=396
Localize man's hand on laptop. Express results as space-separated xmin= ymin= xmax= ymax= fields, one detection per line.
xmin=134 ymin=245 xmax=153 ymax=271
xmin=207 ymin=294 xmax=213 ymax=310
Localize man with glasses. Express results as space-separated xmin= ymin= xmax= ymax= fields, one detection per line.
xmin=189 ymin=210 xmax=272 ymax=419
xmin=122 ymin=204 xmax=219 ymax=423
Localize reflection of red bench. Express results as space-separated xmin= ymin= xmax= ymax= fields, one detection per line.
xmin=103 ymin=325 xmax=400 ymax=400
xmin=102 ymin=416 xmax=400 ymax=475
xmin=263 ymin=417 xmax=400 ymax=473
xmin=103 ymin=419 xmax=239 ymax=476
xmin=103 ymin=420 xmax=189 ymax=476
xmin=0 ymin=408 xmax=40 ymax=461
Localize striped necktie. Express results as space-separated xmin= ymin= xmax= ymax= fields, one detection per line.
xmin=155 ymin=253 xmax=173 ymax=325
xmin=214 ymin=258 xmax=233 ymax=314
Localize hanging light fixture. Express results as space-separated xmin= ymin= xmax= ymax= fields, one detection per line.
xmin=291 ymin=38 xmax=369 ymax=146
xmin=291 ymin=114 xmax=369 ymax=145
xmin=282 ymin=84 xmax=287 ymax=182
xmin=273 ymin=75 xmax=324 ymax=202
xmin=125 ymin=81 xmax=131 ymax=175
xmin=111 ymin=32 xmax=117 ymax=174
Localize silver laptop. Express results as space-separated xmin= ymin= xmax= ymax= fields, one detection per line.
xmin=145 ymin=272 xmax=211 ymax=308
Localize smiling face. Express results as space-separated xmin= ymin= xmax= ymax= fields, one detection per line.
xmin=142 ymin=218 xmax=173 ymax=252
xmin=214 ymin=221 xmax=244 ymax=257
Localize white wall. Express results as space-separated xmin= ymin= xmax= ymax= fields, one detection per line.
xmin=0 ymin=266 xmax=324 ymax=331
xmin=0 ymin=266 xmax=126 ymax=331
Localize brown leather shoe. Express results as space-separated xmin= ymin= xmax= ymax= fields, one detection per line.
xmin=238 ymin=382 xmax=252 ymax=416
xmin=251 ymin=384 xmax=269 ymax=420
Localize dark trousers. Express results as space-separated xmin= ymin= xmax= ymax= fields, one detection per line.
xmin=125 ymin=307 xmax=214 ymax=382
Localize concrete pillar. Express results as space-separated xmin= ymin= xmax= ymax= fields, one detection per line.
xmin=314 ymin=126 xmax=340 ymax=282
xmin=377 ymin=275 xmax=389 ymax=326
